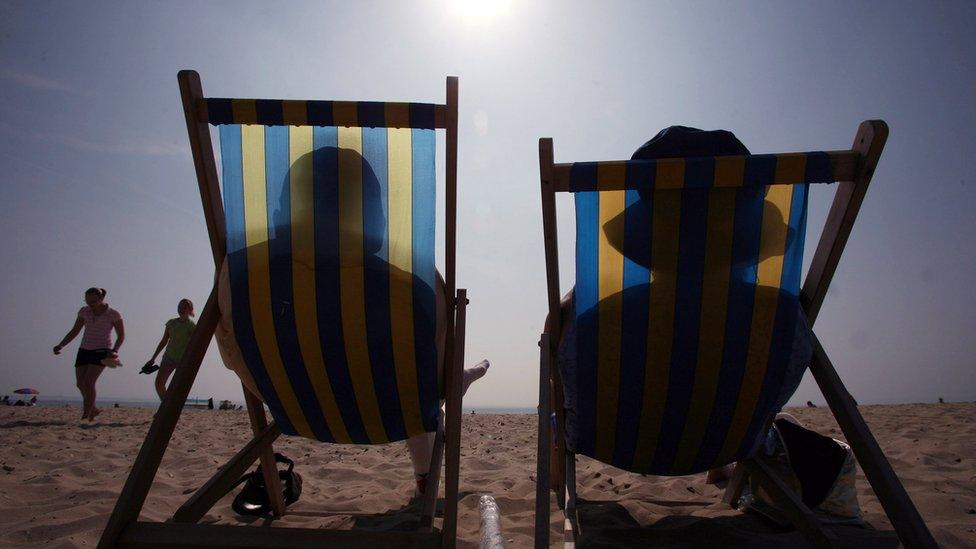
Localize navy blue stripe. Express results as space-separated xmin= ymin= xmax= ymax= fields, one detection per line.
xmin=409 ymin=103 xmax=436 ymax=130
xmin=569 ymin=162 xmax=599 ymax=192
xmin=651 ymin=182 xmax=711 ymax=472
xmin=805 ymin=152 xmax=833 ymax=183
xmin=263 ymin=126 xmax=333 ymax=441
xmin=742 ymin=155 xmax=778 ymax=187
xmin=411 ymin=129 xmax=439 ymax=433
xmin=219 ymin=125 xmax=296 ymax=435
xmin=311 ymin=126 xmax=369 ymax=444
xmin=306 ymin=101 xmax=334 ymax=126
xmin=358 ymin=102 xmax=386 ymax=128
xmin=255 ymin=100 xmax=284 ymax=126
xmin=206 ymin=99 xmax=234 ymax=125
xmin=361 ymin=127 xmax=407 ymax=441
xmin=692 ymin=185 xmax=765 ymax=471
xmin=573 ymin=182 xmax=600 ymax=457
xmin=611 ymin=186 xmax=651 ymax=468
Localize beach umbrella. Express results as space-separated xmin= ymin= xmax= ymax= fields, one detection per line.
xmin=13 ymin=388 xmax=39 ymax=395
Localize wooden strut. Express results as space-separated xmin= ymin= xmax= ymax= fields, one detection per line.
xmin=242 ymin=385 xmax=286 ymax=517
xmin=539 ymin=138 xmax=567 ymax=509
xmin=173 ymin=422 xmax=282 ymax=523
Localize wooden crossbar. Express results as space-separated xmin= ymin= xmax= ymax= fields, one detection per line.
xmin=118 ymin=522 xmax=442 ymax=549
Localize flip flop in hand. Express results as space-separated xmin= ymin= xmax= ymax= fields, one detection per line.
xmin=140 ymin=361 xmax=160 ymax=375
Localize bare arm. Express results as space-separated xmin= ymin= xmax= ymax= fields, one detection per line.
xmin=111 ymin=319 xmax=125 ymax=355
xmin=53 ymin=316 xmax=85 ymax=354
xmin=149 ymin=327 xmax=170 ymax=363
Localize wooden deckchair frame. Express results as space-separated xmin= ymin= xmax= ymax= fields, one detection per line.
xmin=98 ymin=71 xmax=466 ymax=548
xmin=535 ymin=121 xmax=937 ymax=548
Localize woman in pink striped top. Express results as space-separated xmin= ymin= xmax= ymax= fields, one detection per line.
xmin=53 ymin=287 xmax=125 ymax=421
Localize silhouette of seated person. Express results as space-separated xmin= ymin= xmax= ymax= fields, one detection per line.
xmin=546 ymin=126 xmax=812 ymax=481
xmin=215 ymin=142 xmax=487 ymax=498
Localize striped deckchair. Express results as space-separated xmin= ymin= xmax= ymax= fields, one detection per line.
xmin=535 ymin=122 xmax=936 ymax=548
xmin=100 ymin=71 xmax=468 ymax=549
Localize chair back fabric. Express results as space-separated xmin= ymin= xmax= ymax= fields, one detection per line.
xmin=570 ymin=153 xmax=831 ymax=474
xmin=218 ymin=123 xmax=439 ymax=444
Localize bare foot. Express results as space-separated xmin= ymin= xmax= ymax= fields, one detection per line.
xmin=88 ymin=407 xmax=102 ymax=422
xmin=461 ymin=359 xmax=490 ymax=396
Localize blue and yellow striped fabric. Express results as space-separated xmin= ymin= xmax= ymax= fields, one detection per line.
xmin=567 ymin=152 xmax=834 ymax=191
xmin=205 ymin=99 xmax=439 ymax=129
xmin=219 ymin=124 xmax=439 ymax=444
xmin=571 ymin=155 xmax=814 ymax=475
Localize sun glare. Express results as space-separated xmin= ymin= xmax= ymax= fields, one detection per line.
xmin=449 ymin=0 xmax=512 ymax=21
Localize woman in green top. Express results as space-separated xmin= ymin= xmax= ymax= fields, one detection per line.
xmin=145 ymin=298 xmax=196 ymax=400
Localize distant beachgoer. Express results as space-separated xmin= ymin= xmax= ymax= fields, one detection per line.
xmin=807 ymin=401 xmax=817 ymax=408
xmin=53 ymin=287 xmax=125 ymax=421
xmin=144 ymin=299 xmax=196 ymax=401
xmin=28 ymin=396 xmax=37 ymax=406
xmin=1 ymin=396 xmax=9 ymax=406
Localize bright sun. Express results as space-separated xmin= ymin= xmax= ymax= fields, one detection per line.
xmin=449 ymin=0 xmax=512 ymax=21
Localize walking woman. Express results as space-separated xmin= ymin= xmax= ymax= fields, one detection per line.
xmin=53 ymin=287 xmax=125 ymax=421
xmin=143 ymin=298 xmax=196 ymax=400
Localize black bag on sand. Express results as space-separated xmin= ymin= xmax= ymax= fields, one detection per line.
xmin=231 ymin=453 xmax=302 ymax=516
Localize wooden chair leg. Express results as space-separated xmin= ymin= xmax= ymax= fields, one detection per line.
xmin=535 ymin=334 xmax=552 ymax=549
xmin=441 ymin=289 xmax=468 ymax=549
xmin=243 ymin=386 xmax=286 ymax=517
xmin=98 ymin=288 xmax=220 ymax=548
xmin=722 ymin=462 xmax=749 ymax=508
xmin=419 ymin=427 xmax=444 ymax=529
xmin=173 ymin=422 xmax=281 ymax=523
xmin=809 ymin=333 xmax=936 ymax=548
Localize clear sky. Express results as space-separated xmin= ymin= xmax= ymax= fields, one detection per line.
xmin=1 ymin=0 xmax=974 ymax=408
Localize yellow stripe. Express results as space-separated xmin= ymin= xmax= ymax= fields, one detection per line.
xmin=632 ymin=161 xmax=683 ymax=470
xmin=232 ymin=99 xmax=256 ymax=125
xmin=387 ymin=128 xmax=424 ymax=437
xmin=655 ymin=159 xmax=685 ymax=189
xmin=714 ymin=156 xmax=746 ymax=187
xmin=337 ymin=127 xmax=387 ymax=443
xmin=385 ymin=104 xmax=410 ymax=129
xmin=282 ymin=101 xmax=308 ymax=126
xmin=671 ymin=189 xmax=736 ymax=473
xmin=597 ymin=162 xmax=626 ymax=192
xmin=240 ymin=125 xmax=313 ymax=438
xmin=333 ymin=102 xmax=358 ymax=127
xmin=594 ymin=174 xmax=626 ymax=463
xmin=773 ymin=154 xmax=807 ymax=184
xmin=716 ymin=182 xmax=796 ymax=463
xmin=288 ymin=126 xmax=352 ymax=443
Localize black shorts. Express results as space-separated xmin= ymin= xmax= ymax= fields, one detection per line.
xmin=75 ymin=348 xmax=111 ymax=368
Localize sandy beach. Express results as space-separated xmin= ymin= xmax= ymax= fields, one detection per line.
xmin=0 ymin=403 xmax=973 ymax=547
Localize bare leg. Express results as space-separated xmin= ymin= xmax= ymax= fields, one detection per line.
xmin=75 ymin=366 xmax=89 ymax=419
xmin=155 ymin=359 xmax=177 ymax=401
xmin=84 ymin=364 xmax=106 ymax=421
